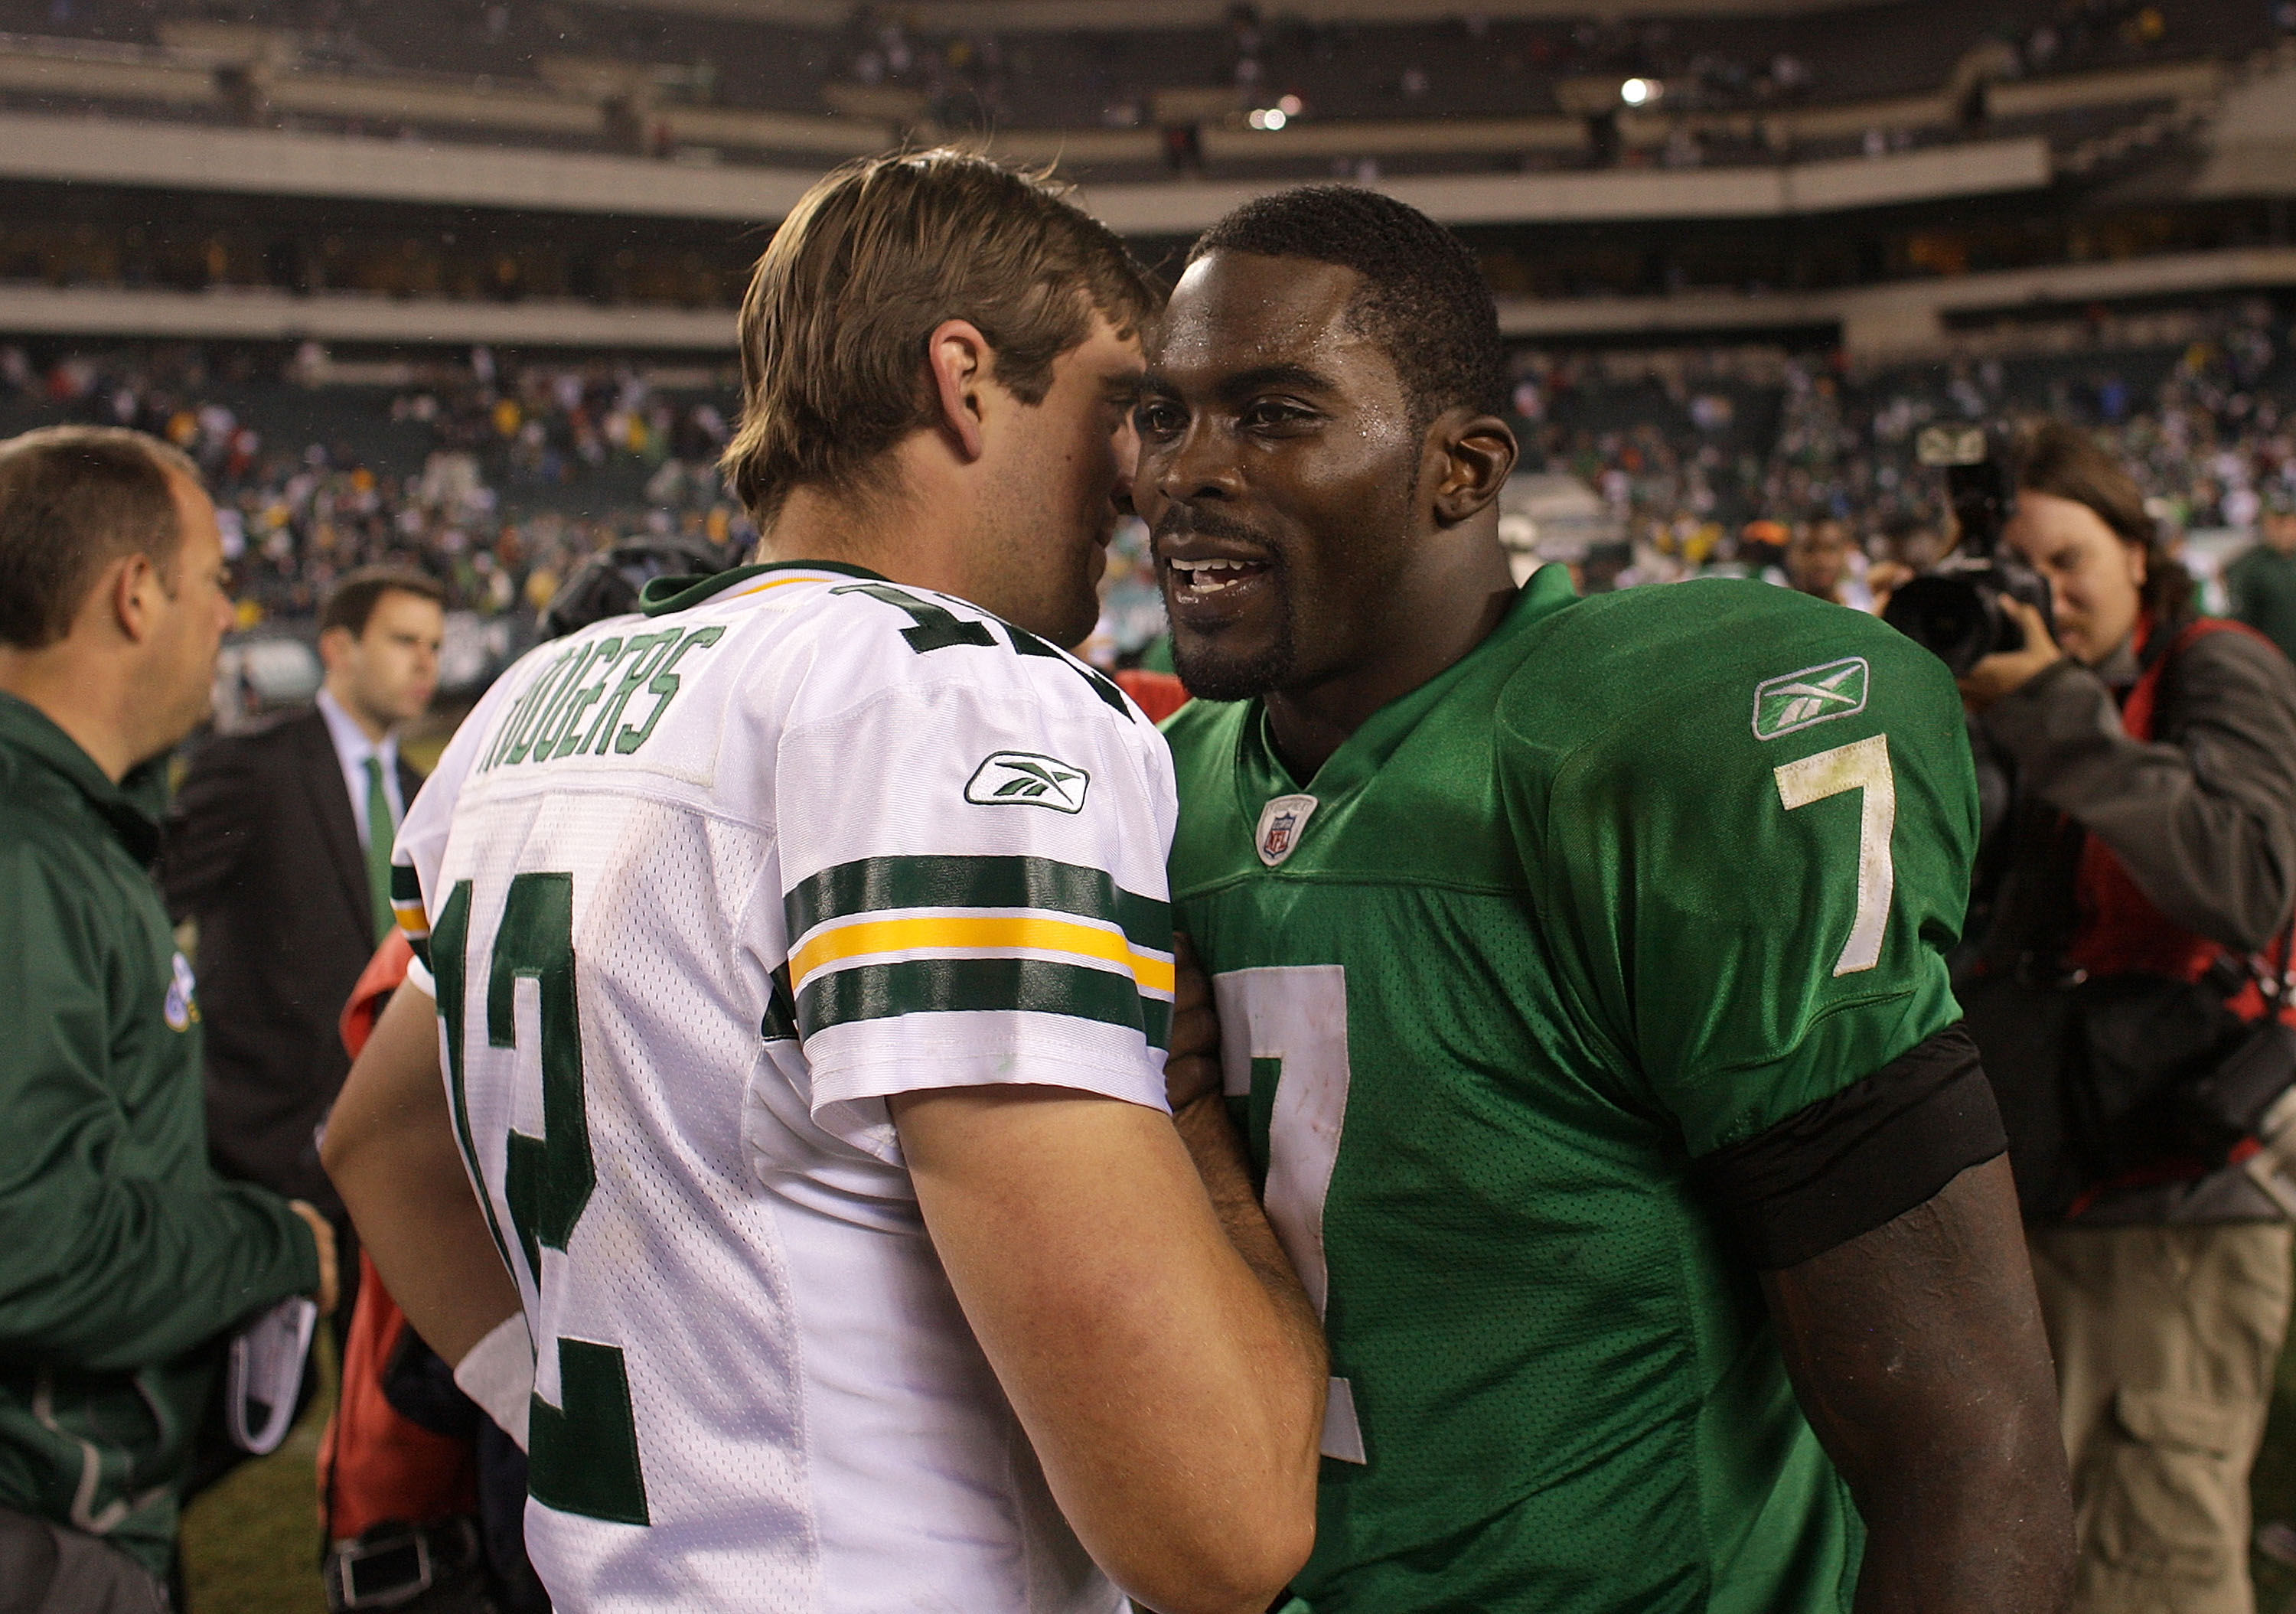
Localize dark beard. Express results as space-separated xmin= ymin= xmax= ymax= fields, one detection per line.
xmin=1153 ymin=507 xmax=1295 ymax=700
xmin=1169 ymin=602 xmax=1296 ymax=703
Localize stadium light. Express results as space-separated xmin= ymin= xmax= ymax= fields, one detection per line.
xmin=1247 ymin=94 xmax=1303 ymax=131
xmin=1620 ymin=77 xmax=1661 ymax=108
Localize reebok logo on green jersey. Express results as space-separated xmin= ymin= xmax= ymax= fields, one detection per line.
xmin=964 ymin=752 xmax=1091 ymax=813
xmin=1752 ymin=657 xmax=1869 ymax=741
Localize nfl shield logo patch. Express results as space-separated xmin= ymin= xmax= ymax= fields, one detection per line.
xmin=1255 ymin=793 xmax=1319 ymax=868
xmin=164 ymin=950 xmax=199 ymax=1032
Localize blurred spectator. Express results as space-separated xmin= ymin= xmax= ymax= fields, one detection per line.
xmin=1783 ymin=516 xmax=1874 ymax=609
xmin=1865 ymin=510 xmax=1941 ymax=616
xmin=1738 ymin=517 xmax=1789 ymax=576
xmin=161 ymin=568 xmax=441 ymax=1357
xmin=0 ymin=425 xmax=334 ymax=1611
xmin=2225 ymin=495 xmax=2296 ymax=664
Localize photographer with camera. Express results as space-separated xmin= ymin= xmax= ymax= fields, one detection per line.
xmin=1940 ymin=422 xmax=2296 ymax=1614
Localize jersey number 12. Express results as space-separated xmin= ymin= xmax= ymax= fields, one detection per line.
xmin=435 ymin=872 xmax=651 ymax=1527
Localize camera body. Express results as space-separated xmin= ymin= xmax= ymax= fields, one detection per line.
xmin=538 ymin=534 xmax=738 ymax=640
xmin=1882 ymin=424 xmax=2056 ymax=677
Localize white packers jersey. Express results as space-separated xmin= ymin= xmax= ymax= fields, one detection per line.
xmin=390 ymin=562 xmax=1176 ymax=1614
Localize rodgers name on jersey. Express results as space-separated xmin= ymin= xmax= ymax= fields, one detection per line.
xmin=393 ymin=561 xmax=1174 ymax=1613
xmin=1163 ymin=566 xmax=1978 ymax=1614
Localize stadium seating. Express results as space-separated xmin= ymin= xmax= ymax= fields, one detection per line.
xmin=0 ymin=0 xmax=2265 ymax=181
xmin=1525 ymin=296 xmax=2296 ymax=584
xmin=5 ymin=282 xmax=2285 ymax=670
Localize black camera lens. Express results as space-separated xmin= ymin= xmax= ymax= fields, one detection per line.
xmin=1883 ymin=574 xmax=1999 ymax=679
xmin=1887 ymin=556 xmax=2056 ymax=679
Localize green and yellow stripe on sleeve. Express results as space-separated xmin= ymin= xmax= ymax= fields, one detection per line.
xmin=780 ymin=855 xmax=1176 ymax=1049
xmin=390 ymin=861 xmax=432 ymax=969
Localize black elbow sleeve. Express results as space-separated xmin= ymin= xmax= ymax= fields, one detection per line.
xmin=1695 ymin=1024 xmax=2007 ymax=1270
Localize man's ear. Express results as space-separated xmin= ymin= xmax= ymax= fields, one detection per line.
xmin=926 ymin=319 xmax=993 ymax=463
xmin=1427 ymin=410 xmax=1519 ymax=528
xmin=110 ymin=553 xmax=160 ymax=645
xmin=317 ymin=623 xmax=354 ymax=673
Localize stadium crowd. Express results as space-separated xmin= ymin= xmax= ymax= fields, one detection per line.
xmin=5 ymin=301 xmax=2296 ymax=686
xmin=1518 ymin=299 xmax=2296 ymax=605
xmin=0 ymin=342 xmax=755 ymax=633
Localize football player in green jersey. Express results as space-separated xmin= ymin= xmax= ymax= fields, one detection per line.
xmin=1137 ymin=186 xmax=2076 ymax=1614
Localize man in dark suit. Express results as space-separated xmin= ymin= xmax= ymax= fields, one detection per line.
xmin=163 ymin=566 xmax=442 ymax=1318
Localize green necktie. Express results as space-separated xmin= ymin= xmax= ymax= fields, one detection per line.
xmin=364 ymin=755 xmax=395 ymax=943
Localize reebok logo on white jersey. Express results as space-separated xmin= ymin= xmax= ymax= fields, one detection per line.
xmin=964 ymin=752 xmax=1091 ymax=813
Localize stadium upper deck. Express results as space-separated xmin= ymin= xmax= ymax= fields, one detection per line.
xmin=0 ymin=0 xmax=2270 ymax=180
xmin=0 ymin=0 xmax=2283 ymax=364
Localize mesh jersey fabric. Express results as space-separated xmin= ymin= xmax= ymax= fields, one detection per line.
xmin=392 ymin=561 xmax=1174 ymax=1614
xmin=1162 ymin=565 xmax=1978 ymax=1614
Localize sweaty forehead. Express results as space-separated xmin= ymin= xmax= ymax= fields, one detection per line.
xmin=1152 ymin=252 xmax=1376 ymax=381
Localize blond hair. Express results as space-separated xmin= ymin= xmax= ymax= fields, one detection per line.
xmin=720 ymin=148 xmax=1156 ymax=526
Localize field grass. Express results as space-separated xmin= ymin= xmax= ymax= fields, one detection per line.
xmin=178 ymin=1343 xmax=334 ymax=1614
xmin=2251 ymin=1309 xmax=2296 ymax=1613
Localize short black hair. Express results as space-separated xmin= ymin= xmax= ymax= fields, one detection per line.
xmin=1188 ymin=186 xmax=1508 ymax=430
xmin=320 ymin=565 xmax=444 ymax=638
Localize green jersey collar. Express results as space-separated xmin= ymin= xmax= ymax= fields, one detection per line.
xmin=0 ymin=691 xmax=169 ymax=858
xmin=1240 ymin=562 xmax=1578 ymax=806
xmin=638 ymin=559 xmax=888 ymax=617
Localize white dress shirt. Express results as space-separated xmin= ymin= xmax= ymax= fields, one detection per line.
xmin=315 ymin=685 xmax=404 ymax=845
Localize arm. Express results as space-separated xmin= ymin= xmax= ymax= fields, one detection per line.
xmin=1764 ymin=1155 xmax=2075 ymax=1614
xmin=0 ymin=854 xmax=321 ymax=1369
xmin=1978 ymin=624 xmax=2296 ymax=951
xmin=768 ymin=620 xmax=1319 ymax=1607
xmin=1163 ymin=934 xmax=1313 ymax=1378
xmin=892 ymin=1085 xmax=1325 ymax=1614
xmin=157 ymin=735 xmax=256 ymax=921
xmin=322 ymin=978 xmax=522 ymax=1365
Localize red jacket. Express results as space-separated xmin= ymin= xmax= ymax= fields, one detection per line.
xmin=318 ymin=933 xmax=479 ymax=1541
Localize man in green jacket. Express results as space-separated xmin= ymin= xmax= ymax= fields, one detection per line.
xmin=0 ymin=425 xmax=335 ymax=1610
xmin=2226 ymin=496 xmax=2296 ymax=666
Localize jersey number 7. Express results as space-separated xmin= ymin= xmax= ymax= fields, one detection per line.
xmin=434 ymin=872 xmax=651 ymax=1527
xmin=1212 ymin=965 xmax=1368 ymax=1467
xmin=1773 ymin=733 xmax=1896 ymax=978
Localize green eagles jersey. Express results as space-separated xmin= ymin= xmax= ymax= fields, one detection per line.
xmin=1163 ymin=566 xmax=1978 ymax=1614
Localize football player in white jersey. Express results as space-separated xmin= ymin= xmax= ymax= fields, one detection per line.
xmin=324 ymin=150 xmax=1326 ymax=1614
